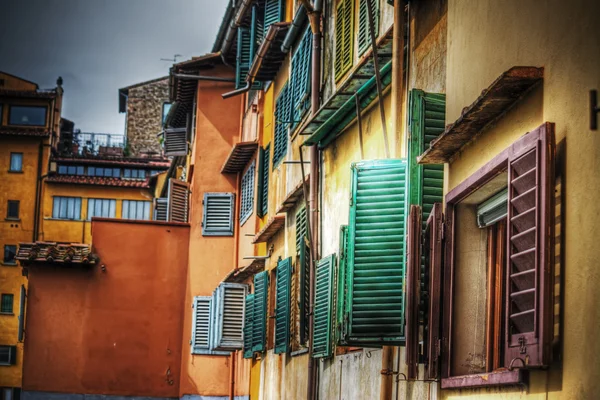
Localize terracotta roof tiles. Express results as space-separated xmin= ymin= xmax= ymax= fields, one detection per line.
xmin=46 ymin=175 xmax=151 ymax=188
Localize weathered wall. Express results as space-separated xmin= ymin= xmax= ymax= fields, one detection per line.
xmin=125 ymin=77 xmax=169 ymax=157
xmin=441 ymin=0 xmax=600 ymax=398
xmin=22 ymin=219 xmax=189 ymax=398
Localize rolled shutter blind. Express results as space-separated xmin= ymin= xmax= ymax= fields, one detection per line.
xmin=274 ymin=257 xmax=292 ymax=354
xmin=313 ymin=254 xmax=336 ymax=358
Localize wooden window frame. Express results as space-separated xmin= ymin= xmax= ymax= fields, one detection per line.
xmin=0 ymin=293 xmax=14 ymax=314
xmin=440 ymin=123 xmax=555 ymax=388
xmin=8 ymin=105 xmax=47 ymax=127
xmin=6 ymin=200 xmax=19 ymax=221
xmin=8 ymin=152 xmax=23 ymax=172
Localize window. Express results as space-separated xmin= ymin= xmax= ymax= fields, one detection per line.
xmin=312 ymin=254 xmax=336 ymax=358
xmin=334 ymin=0 xmax=354 ymax=81
xmin=290 ymin=28 xmax=312 ymax=131
xmin=9 ymin=106 xmax=47 ymax=126
xmin=123 ymin=169 xmax=146 ymax=179
xmin=162 ymin=102 xmax=172 ymax=125
xmin=202 ymin=193 xmax=235 ymax=236
xmin=240 ymin=161 xmax=255 ymax=225
xmin=273 ymin=83 xmax=291 ymax=167
xmin=257 ymin=145 xmax=270 ymax=218
xmin=1 ymin=294 xmax=13 ymax=314
xmin=121 ymin=200 xmax=151 ymax=220
xmin=357 ymin=0 xmax=379 ymax=55
xmin=87 ymin=199 xmax=116 ymax=220
xmin=0 ymin=346 xmax=17 ymax=366
xmin=9 ymin=153 xmax=22 ymax=172
xmin=274 ymin=257 xmax=292 ymax=354
xmin=1 ymin=387 xmax=21 ymax=400
xmin=59 ymin=165 xmax=85 ymax=175
xmin=3 ymin=245 xmax=16 ymax=265
xmin=6 ymin=200 xmax=19 ymax=220
xmin=264 ymin=0 xmax=285 ymax=34
xmin=52 ymin=197 xmax=81 ymax=220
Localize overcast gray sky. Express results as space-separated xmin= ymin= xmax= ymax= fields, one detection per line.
xmin=0 ymin=0 xmax=225 ymax=134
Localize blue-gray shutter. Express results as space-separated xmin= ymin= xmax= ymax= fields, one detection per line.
xmin=236 ymin=26 xmax=253 ymax=89
xmin=252 ymin=271 xmax=269 ymax=352
xmin=264 ymin=0 xmax=285 ymax=36
xmin=212 ymin=283 xmax=248 ymax=351
xmin=313 ymin=254 xmax=336 ymax=358
xmin=202 ymin=193 xmax=235 ymax=236
xmin=274 ymin=257 xmax=292 ymax=354
xmin=154 ymin=198 xmax=168 ymax=221
xmin=191 ymin=296 xmax=212 ymax=354
xmin=164 ymin=127 xmax=188 ymax=156
xmin=240 ymin=161 xmax=256 ymax=225
xmin=243 ymin=294 xmax=255 ymax=358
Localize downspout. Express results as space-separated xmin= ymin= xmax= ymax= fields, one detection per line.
xmin=171 ymin=73 xmax=236 ymax=83
xmin=32 ymin=141 xmax=44 ymax=241
xmin=306 ymin=1 xmax=322 ymax=399
xmin=229 ymin=350 xmax=236 ymax=400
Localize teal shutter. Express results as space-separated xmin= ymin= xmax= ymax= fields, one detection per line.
xmin=236 ymin=26 xmax=252 ymax=89
xmin=243 ymin=294 xmax=255 ymax=358
xmin=299 ymin=238 xmax=311 ymax=345
xmin=357 ymin=0 xmax=380 ymax=55
xmin=274 ymin=257 xmax=292 ymax=354
xmin=336 ymin=225 xmax=349 ymax=345
xmin=290 ymin=28 xmax=313 ymax=131
xmin=264 ymin=0 xmax=285 ymax=35
xmin=347 ymin=159 xmax=408 ymax=344
xmin=257 ymin=145 xmax=270 ymax=218
xmin=313 ymin=254 xmax=336 ymax=358
xmin=408 ymin=90 xmax=445 ymax=323
xmin=252 ymin=271 xmax=268 ymax=352
xmin=295 ymin=206 xmax=308 ymax=254
xmin=273 ymin=83 xmax=291 ymax=167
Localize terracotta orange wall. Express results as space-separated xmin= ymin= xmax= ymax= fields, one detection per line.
xmin=22 ymin=219 xmax=190 ymax=398
xmin=179 ymin=65 xmax=249 ymax=398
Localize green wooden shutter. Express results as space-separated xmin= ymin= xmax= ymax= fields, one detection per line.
xmin=290 ymin=28 xmax=313 ymax=131
xmin=243 ymin=294 xmax=255 ymax=358
xmin=298 ymin=238 xmax=311 ymax=345
xmin=295 ymin=206 xmax=308 ymax=254
xmin=357 ymin=0 xmax=379 ymax=55
xmin=274 ymin=257 xmax=292 ymax=354
xmin=257 ymin=145 xmax=270 ymax=218
xmin=336 ymin=225 xmax=348 ymax=345
xmin=236 ymin=26 xmax=252 ymax=89
xmin=347 ymin=159 xmax=408 ymax=344
xmin=264 ymin=0 xmax=285 ymax=35
xmin=334 ymin=0 xmax=354 ymax=81
xmin=273 ymin=83 xmax=291 ymax=167
xmin=252 ymin=271 xmax=268 ymax=352
xmin=313 ymin=254 xmax=336 ymax=358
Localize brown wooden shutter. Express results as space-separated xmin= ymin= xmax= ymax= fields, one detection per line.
xmin=505 ymin=122 xmax=555 ymax=368
xmin=424 ymin=203 xmax=443 ymax=380
xmin=167 ymin=179 xmax=190 ymax=223
xmin=405 ymin=205 xmax=421 ymax=380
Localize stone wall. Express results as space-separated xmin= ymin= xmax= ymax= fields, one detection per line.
xmin=125 ymin=77 xmax=169 ymax=157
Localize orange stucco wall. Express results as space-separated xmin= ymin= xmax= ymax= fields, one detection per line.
xmin=22 ymin=219 xmax=189 ymax=397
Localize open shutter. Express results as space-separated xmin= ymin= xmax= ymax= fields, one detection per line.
xmin=299 ymin=238 xmax=311 ymax=345
xmin=264 ymin=0 xmax=284 ymax=36
xmin=202 ymin=193 xmax=235 ymax=236
xmin=424 ymin=203 xmax=443 ymax=380
xmin=154 ymin=198 xmax=168 ymax=221
xmin=257 ymin=145 xmax=270 ymax=218
xmin=213 ymin=283 xmax=248 ymax=351
xmin=243 ymin=294 xmax=255 ymax=358
xmin=236 ymin=26 xmax=252 ymax=89
xmin=347 ymin=159 xmax=408 ymax=344
xmin=290 ymin=29 xmax=313 ymax=131
xmin=357 ymin=0 xmax=379 ymax=55
xmin=334 ymin=0 xmax=354 ymax=81
xmin=313 ymin=254 xmax=336 ymax=358
xmin=191 ymin=296 xmax=212 ymax=354
xmin=18 ymin=284 xmax=26 ymax=342
xmin=505 ymin=123 xmax=555 ymax=367
xmin=164 ymin=127 xmax=188 ymax=156
xmin=273 ymin=83 xmax=291 ymax=167
xmin=336 ymin=225 xmax=349 ymax=345
xmin=274 ymin=257 xmax=292 ymax=354
xmin=240 ymin=161 xmax=256 ymax=225
xmin=405 ymin=205 xmax=422 ymax=379
xmin=167 ymin=179 xmax=190 ymax=223
xmin=252 ymin=271 xmax=269 ymax=353
xmin=295 ymin=207 xmax=308 ymax=254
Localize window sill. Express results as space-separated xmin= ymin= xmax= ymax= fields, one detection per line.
xmin=7 ymin=170 xmax=24 ymax=174
xmin=0 ymin=312 xmax=15 ymax=316
xmin=45 ymin=218 xmax=82 ymax=222
xmin=1 ymin=263 xmax=17 ymax=267
xmin=5 ymin=218 xmax=21 ymax=222
xmin=441 ymin=369 xmax=526 ymax=390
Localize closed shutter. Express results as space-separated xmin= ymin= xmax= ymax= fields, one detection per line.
xmin=290 ymin=28 xmax=312 ymax=131
xmin=274 ymin=257 xmax=292 ymax=354
xmin=240 ymin=161 xmax=256 ymax=225
xmin=202 ymin=193 xmax=235 ymax=236
xmin=264 ymin=0 xmax=284 ymax=35
xmin=299 ymin=238 xmax=311 ymax=345
xmin=347 ymin=159 xmax=408 ymax=344
xmin=18 ymin=285 xmax=26 ymax=342
xmin=257 ymin=145 xmax=270 ymax=218
xmin=424 ymin=203 xmax=443 ymax=380
xmin=252 ymin=271 xmax=269 ymax=352
xmin=154 ymin=198 xmax=168 ymax=221
xmin=405 ymin=205 xmax=422 ymax=380
xmin=336 ymin=225 xmax=349 ymax=345
xmin=505 ymin=123 xmax=555 ymax=367
xmin=191 ymin=296 xmax=212 ymax=354
xmin=295 ymin=206 xmax=308 ymax=254
xmin=313 ymin=254 xmax=336 ymax=358
xmin=243 ymin=294 xmax=255 ymax=358
xmin=167 ymin=179 xmax=190 ymax=223
xmin=236 ymin=26 xmax=253 ymax=89
xmin=273 ymin=83 xmax=291 ymax=167
xmin=357 ymin=0 xmax=379 ymax=55
xmin=334 ymin=0 xmax=354 ymax=81
xmin=213 ymin=283 xmax=248 ymax=351
xmin=164 ymin=127 xmax=188 ymax=156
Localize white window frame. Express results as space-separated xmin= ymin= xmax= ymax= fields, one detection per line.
xmin=52 ymin=196 xmax=82 ymax=220
xmin=121 ymin=200 xmax=151 ymax=220
xmin=87 ymin=198 xmax=117 ymax=220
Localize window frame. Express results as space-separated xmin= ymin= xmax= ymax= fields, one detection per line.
xmin=52 ymin=196 xmax=82 ymax=221
xmin=0 ymin=345 xmax=17 ymax=366
xmin=87 ymin=198 xmax=117 ymax=220
xmin=1 ymin=293 xmax=14 ymax=314
xmin=121 ymin=200 xmax=151 ymax=221
xmin=8 ymin=105 xmax=47 ymax=127
xmin=3 ymin=245 xmax=17 ymax=265
xmin=6 ymin=200 xmax=19 ymax=220
xmin=9 ymin=152 xmax=23 ymax=172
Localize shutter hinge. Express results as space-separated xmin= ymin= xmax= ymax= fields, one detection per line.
xmin=189 ymin=339 xmax=193 ymax=345
xmin=440 ymin=222 xmax=445 ymax=241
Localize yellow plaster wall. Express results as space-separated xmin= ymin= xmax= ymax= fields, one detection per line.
xmin=441 ymin=0 xmax=600 ymax=398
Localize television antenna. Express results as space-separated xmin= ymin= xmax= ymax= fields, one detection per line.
xmin=160 ymin=54 xmax=183 ymax=63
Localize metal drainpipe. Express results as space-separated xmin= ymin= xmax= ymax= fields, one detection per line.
xmin=32 ymin=141 xmax=43 ymax=241
xmin=307 ymin=1 xmax=322 ymax=399
xmin=229 ymin=350 xmax=236 ymax=400
xmin=171 ymin=73 xmax=236 ymax=83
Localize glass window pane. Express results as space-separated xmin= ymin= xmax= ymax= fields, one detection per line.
xmin=4 ymin=245 xmax=16 ymax=264
xmin=139 ymin=170 xmax=146 ymax=179
xmin=122 ymin=200 xmax=129 ymax=219
xmin=104 ymin=168 xmax=112 ymax=177
xmin=77 ymin=166 xmax=84 ymax=175
xmin=113 ymin=168 xmax=121 ymax=178
xmin=124 ymin=169 xmax=131 ymax=178
xmin=9 ymin=106 xmax=47 ymax=126
xmin=53 ymin=198 xmax=60 ymax=218
xmin=10 ymin=153 xmax=23 ymax=172
xmin=68 ymin=166 xmax=77 ymax=175
xmin=143 ymin=201 xmax=151 ymax=220
xmin=59 ymin=198 xmax=67 ymax=218
xmin=58 ymin=165 xmax=67 ymax=174
xmin=136 ymin=201 xmax=143 ymax=219
xmin=88 ymin=167 xmax=95 ymax=176
xmin=67 ymin=198 xmax=74 ymax=219
xmin=109 ymin=200 xmax=116 ymax=218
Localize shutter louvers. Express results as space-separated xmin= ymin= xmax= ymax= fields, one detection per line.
xmin=18 ymin=285 xmax=26 ymax=342
xmin=273 ymin=83 xmax=291 ymax=167
xmin=274 ymin=257 xmax=292 ymax=354
xmin=299 ymin=238 xmax=311 ymax=345
xmin=257 ymin=145 xmax=270 ymax=218
xmin=313 ymin=254 xmax=336 ymax=358
xmin=243 ymin=294 xmax=255 ymax=358
xmin=236 ymin=26 xmax=253 ymax=89
xmin=192 ymin=296 xmax=211 ymax=354
xmin=164 ymin=127 xmax=188 ymax=156
xmin=213 ymin=283 xmax=248 ymax=351
xmin=202 ymin=193 xmax=235 ymax=236
xmin=154 ymin=198 xmax=168 ymax=221
xmin=240 ymin=161 xmax=256 ymax=225
xmin=405 ymin=205 xmax=422 ymax=380
xmin=347 ymin=159 xmax=408 ymax=344
xmin=357 ymin=0 xmax=379 ymax=55
xmin=290 ymin=29 xmax=313 ymax=131
xmin=252 ymin=271 xmax=269 ymax=352
xmin=505 ymin=123 xmax=555 ymax=367
xmin=167 ymin=179 xmax=190 ymax=223
xmin=334 ymin=0 xmax=354 ymax=81
xmin=336 ymin=225 xmax=349 ymax=345
xmin=424 ymin=203 xmax=443 ymax=380
xmin=295 ymin=207 xmax=308 ymax=254
xmin=264 ymin=0 xmax=284 ymax=36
